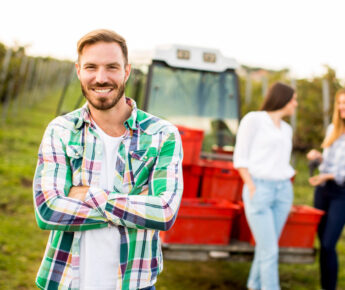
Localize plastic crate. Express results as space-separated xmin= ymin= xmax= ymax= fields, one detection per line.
xmin=211 ymin=145 xmax=234 ymax=155
xmin=200 ymin=159 xmax=243 ymax=202
xmin=160 ymin=198 xmax=240 ymax=245
xmin=239 ymin=205 xmax=325 ymax=248
xmin=177 ymin=125 xmax=204 ymax=166
xmin=232 ymin=201 xmax=252 ymax=242
xmin=182 ymin=165 xmax=203 ymax=198
xmin=279 ymin=205 xmax=324 ymax=248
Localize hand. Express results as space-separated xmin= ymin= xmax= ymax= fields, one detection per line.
xmin=309 ymin=174 xmax=333 ymax=186
xmin=68 ymin=186 xmax=89 ymax=201
xmin=307 ymin=149 xmax=322 ymax=161
xmin=140 ymin=188 xmax=149 ymax=195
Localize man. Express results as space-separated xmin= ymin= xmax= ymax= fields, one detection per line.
xmin=33 ymin=29 xmax=183 ymax=290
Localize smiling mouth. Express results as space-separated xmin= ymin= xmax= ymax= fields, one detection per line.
xmin=92 ymin=88 xmax=113 ymax=93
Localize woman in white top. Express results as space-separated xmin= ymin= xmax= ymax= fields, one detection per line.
xmin=307 ymin=89 xmax=345 ymax=290
xmin=234 ymin=82 xmax=297 ymax=290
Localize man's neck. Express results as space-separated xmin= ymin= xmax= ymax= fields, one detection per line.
xmin=89 ymin=96 xmax=132 ymax=137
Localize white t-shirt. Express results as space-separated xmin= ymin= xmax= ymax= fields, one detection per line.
xmin=79 ymin=122 xmax=123 ymax=290
xmin=233 ymin=111 xmax=295 ymax=180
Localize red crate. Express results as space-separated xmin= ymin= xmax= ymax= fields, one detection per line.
xmin=279 ymin=205 xmax=324 ymax=248
xmin=232 ymin=201 xmax=252 ymax=242
xmin=182 ymin=165 xmax=203 ymax=198
xmin=177 ymin=125 xmax=204 ymax=166
xmin=160 ymin=198 xmax=240 ymax=245
xmin=241 ymin=205 xmax=325 ymax=248
xmin=212 ymin=145 xmax=234 ymax=155
xmin=200 ymin=159 xmax=243 ymax=202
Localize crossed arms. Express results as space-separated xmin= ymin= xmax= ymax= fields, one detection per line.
xmin=33 ymin=124 xmax=183 ymax=232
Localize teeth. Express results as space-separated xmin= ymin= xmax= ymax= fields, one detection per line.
xmin=94 ymin=89 xmax=111 ymax=93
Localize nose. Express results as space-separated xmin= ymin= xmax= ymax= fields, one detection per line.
xmin=95 ymin=67 xmax=108 ymax=84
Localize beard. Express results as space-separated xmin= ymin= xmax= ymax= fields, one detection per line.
xmin=81 ymin=81 xmax=125 ymax=111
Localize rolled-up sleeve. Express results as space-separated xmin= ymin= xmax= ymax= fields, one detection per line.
xmin=233 ymin=112 xmax=257 ymax=169
xmin=33 ymin=124 xmax=108 ymax=231
xmin=333 ymin=145 xmax=345 ymax=185
xmin=320 ymin=124 xmax=345 ymax=186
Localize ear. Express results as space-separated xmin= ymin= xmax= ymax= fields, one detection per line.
xmin=124 ymin=63 xmax=131 ymax=83
xmin=75 ymin=62 xmax=81 ymax=80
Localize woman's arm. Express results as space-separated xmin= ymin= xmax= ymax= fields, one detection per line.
xmin=233 ymin=113 xmax=257 ymax=199
xmin=309 ymin=173 xmax=334 ymax=186
xmin=237 ymin=167 xmax=256 ymax=199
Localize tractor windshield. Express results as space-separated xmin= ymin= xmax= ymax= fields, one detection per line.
xmin=145 ymin=61 xmax=240 ymax=151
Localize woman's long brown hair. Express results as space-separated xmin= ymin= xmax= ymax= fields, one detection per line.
xmin=260 ymin=82 xmax=295 ymax=111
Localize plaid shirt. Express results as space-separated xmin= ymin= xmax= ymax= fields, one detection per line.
xmin=320 ymin=124 xmax=345 ymax=185
xmin=33 ymin=98 xmax=183 ymax=290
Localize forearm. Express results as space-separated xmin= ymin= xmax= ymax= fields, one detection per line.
xmin=237 ymin=167 xmax=255 ymax=188
xmin=103 ymin=132 xmax=183 ymax=231
xmin=309 ymin=172 xmax=335 ymax=187
xmin=34 ymin=168 xmax=108 ymax=231
xmin=104 ymin=185 xmax=183 ymax=231
xmin=45 ymin=126 xmax=184 ymax=232
xmin=323 ymin=173 xmax=335 ymax=180
xmin=34 ymin=192 xmax=108 ymax=231
xmin=34 ymin=124 xmax=111 ymax=231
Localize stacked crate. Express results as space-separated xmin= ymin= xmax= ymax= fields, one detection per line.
xmin=200 ymin=159 xmax=243 ymax=202
xmin=178 ymin=126 xmax=243 ymax=203
xmin=162 ymin=125 xmax=324 ymax=249
xmin=161 ymin=126 xmax=241 ymax=245
xmin=160 ymin=199 xmax=239 ymax=245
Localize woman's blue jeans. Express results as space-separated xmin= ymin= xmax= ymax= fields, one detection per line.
xmin=243 ymin=178 xmax=293 ymax=290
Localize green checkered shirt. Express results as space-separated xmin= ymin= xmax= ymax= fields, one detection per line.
xmin=33 ymin=98 xmax=183 ymax=289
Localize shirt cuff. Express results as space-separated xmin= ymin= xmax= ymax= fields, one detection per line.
xmin=84 ymin=187 xmax=109 ymax=211
xmin=104 ymin=193 xmax=129 ymax=225
xmin=334 ymin=173 xmax=345 ymax=186
xmin=233 ymin=159 xmax=248 ymax=169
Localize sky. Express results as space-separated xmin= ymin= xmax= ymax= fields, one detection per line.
xmin=1 ymin=0 xmax=345 ymax=79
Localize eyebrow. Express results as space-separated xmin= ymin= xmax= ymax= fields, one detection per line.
xmin=82 ymin=62 xmax=122 ymax=68
xmin=82 ymin=62 xmax=96 ymax=67
xmin=106 ymin=63 xmax=121 ymax=67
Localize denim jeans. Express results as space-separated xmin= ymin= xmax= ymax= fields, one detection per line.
xmin=243 ymin=178 xmax=293 ymax=290
xmin=314 ymin=181 xmax=345 ymax=290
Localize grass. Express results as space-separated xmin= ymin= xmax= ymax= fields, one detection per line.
xmin=1 ymin=88 xmax=345 ymax=289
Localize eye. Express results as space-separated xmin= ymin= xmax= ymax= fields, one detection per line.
xmin=108 ymin=65 xmax=118 ymax=70
xmin=84 ymin=65 xmax=96 ymax=70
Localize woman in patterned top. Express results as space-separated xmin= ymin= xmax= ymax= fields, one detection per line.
xmin=307 ymin=88 xmax=345 ymax=290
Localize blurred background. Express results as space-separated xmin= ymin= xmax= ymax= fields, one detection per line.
xmin=1 ymin=0 xmax=345 ymax=289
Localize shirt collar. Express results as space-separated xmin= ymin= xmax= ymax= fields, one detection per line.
xmin=74 ymin=97 xmax=139 ymax=131
xmin=123 ymin=97 xmax=138 ymax=131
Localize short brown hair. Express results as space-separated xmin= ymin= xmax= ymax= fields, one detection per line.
xmin=260 ymin=82 xmax=295 ymax=111
xmin=77 ymin=29 xmax=128 ymax=65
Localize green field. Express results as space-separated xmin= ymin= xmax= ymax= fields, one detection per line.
xmin=1 ymin=90 xmax=345 ymax=290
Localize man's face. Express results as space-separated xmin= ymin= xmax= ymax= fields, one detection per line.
xmin=76 ymin=41 xmax=131 ymax=111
